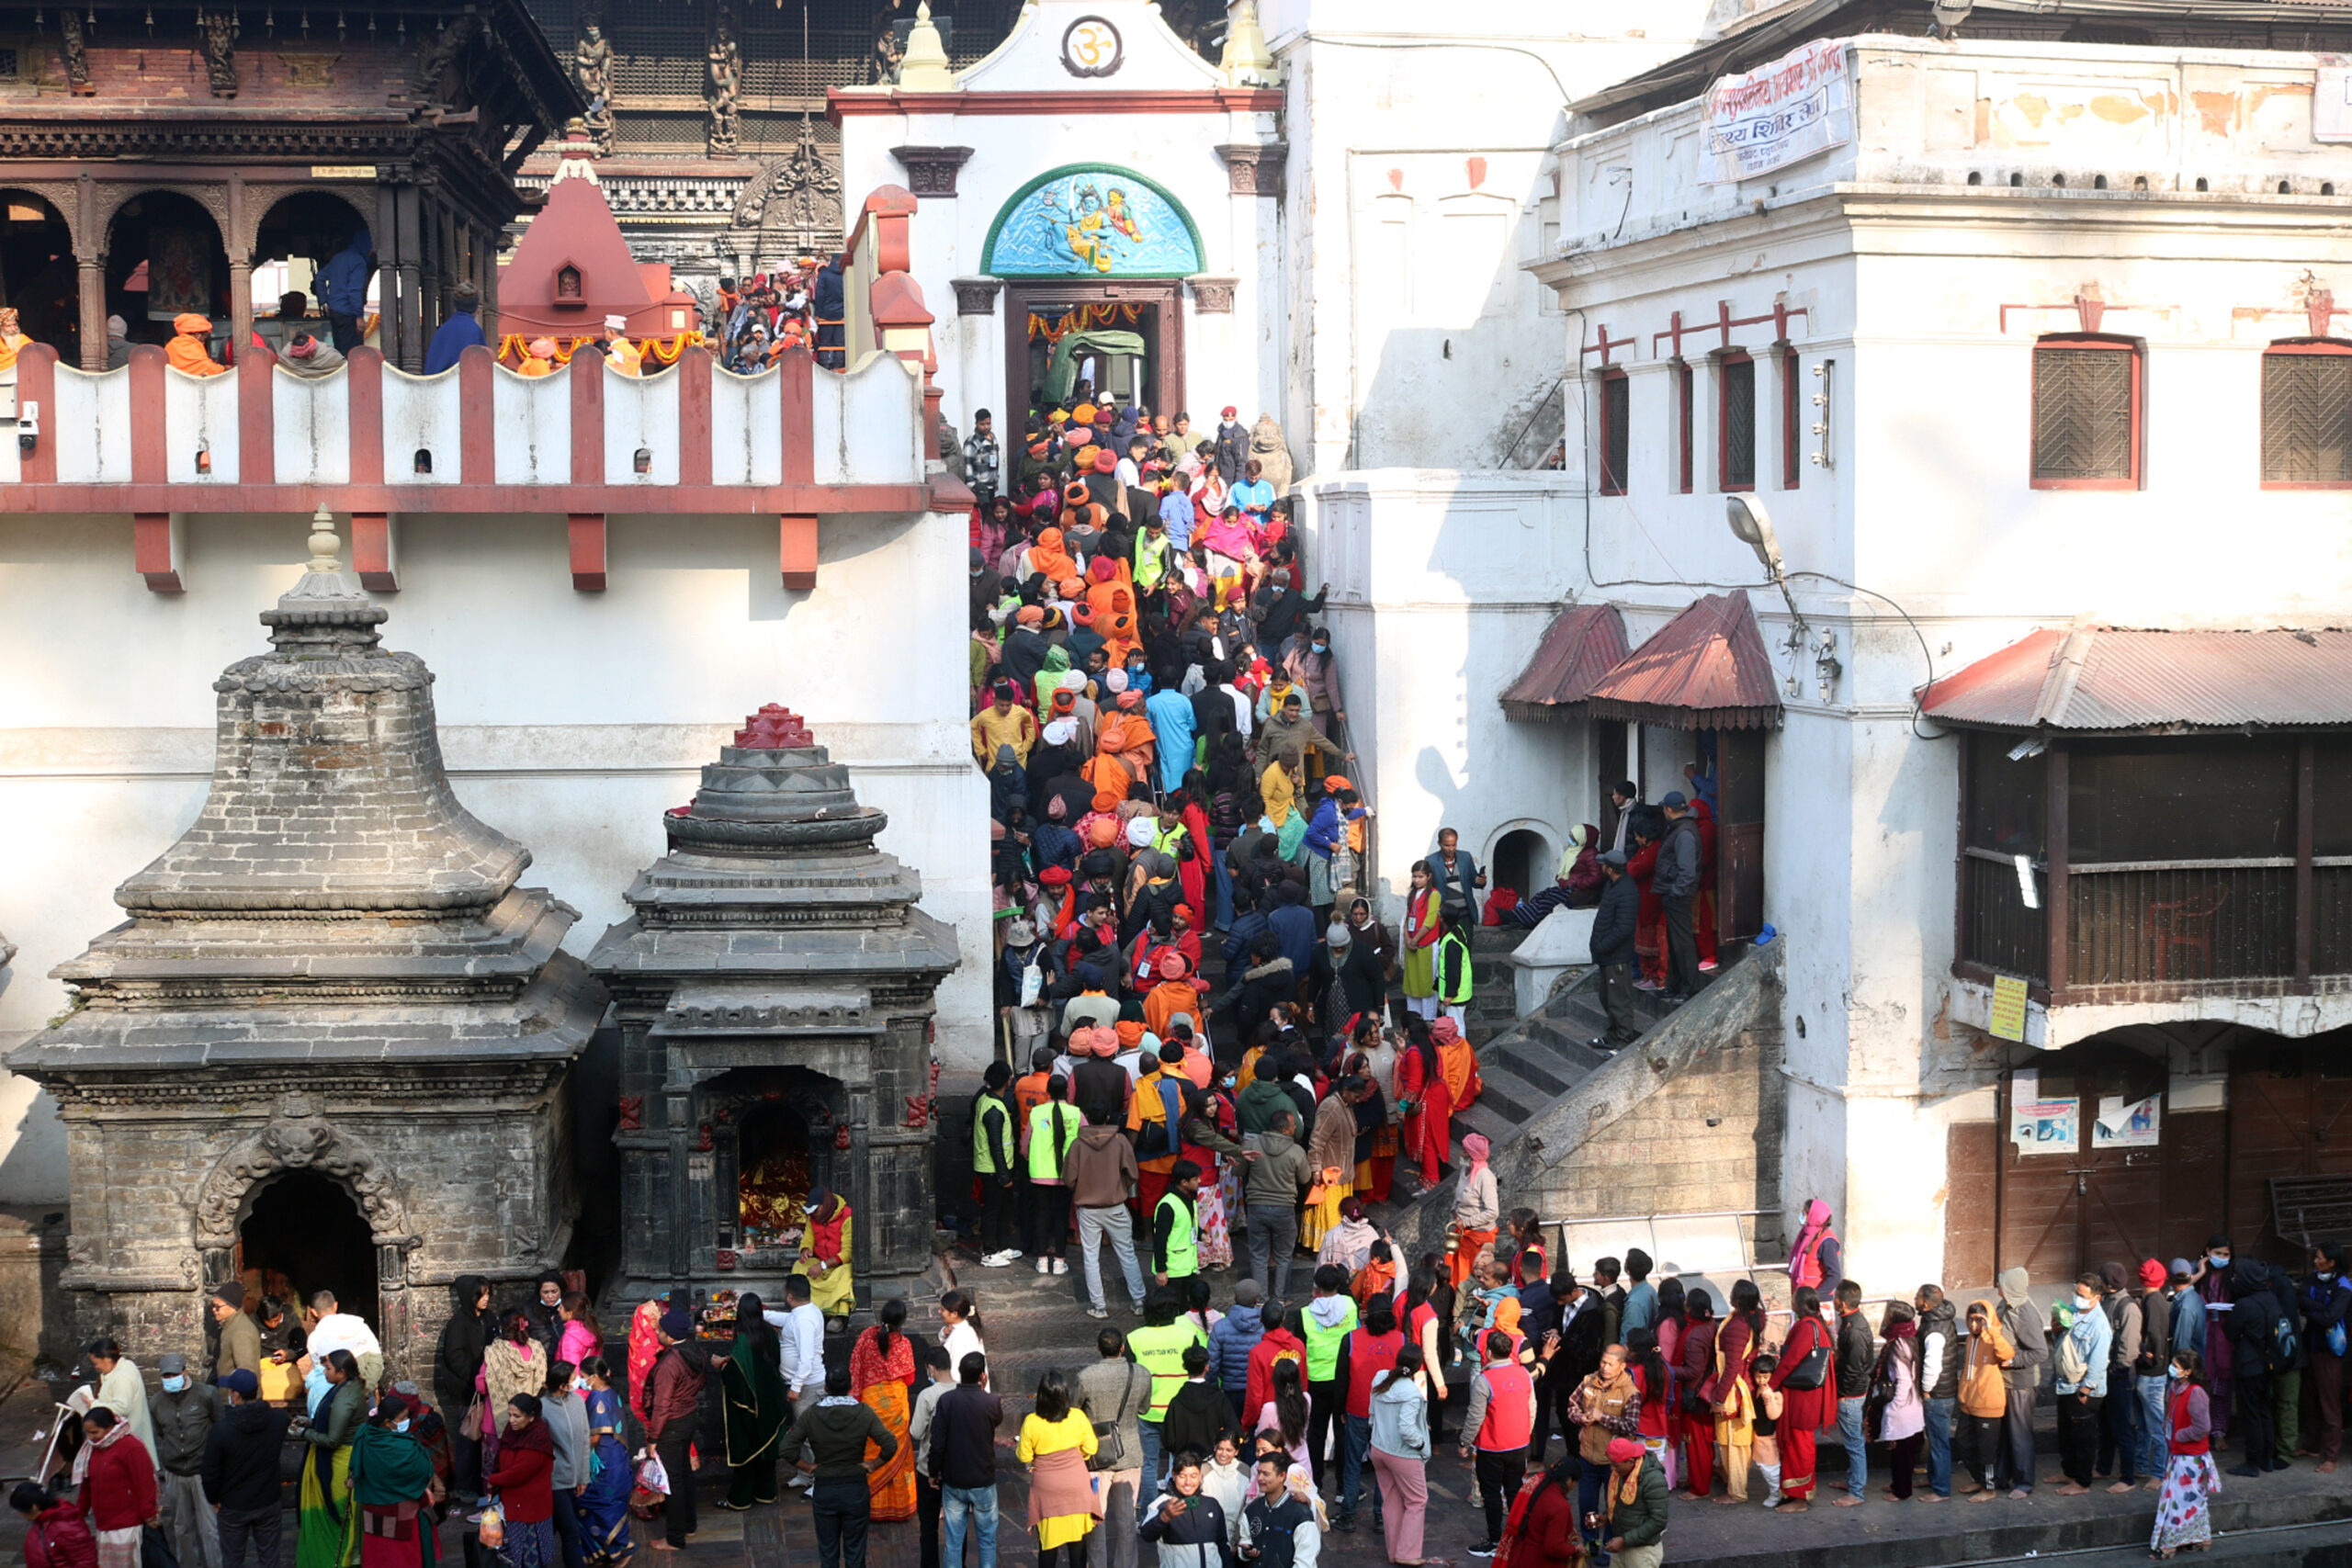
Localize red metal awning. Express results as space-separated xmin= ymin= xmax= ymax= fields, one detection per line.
xmin=1585 ymin=590 xmax=1784 ymax=731
xmin=1498 ymin=603 xmax=1631 ymax=722
xmin=1919 ymin=626 xmax=2352 ymax=733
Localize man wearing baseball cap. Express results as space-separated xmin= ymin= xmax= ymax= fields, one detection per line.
xmin=1589 ymin=849 xmax=1641 ymax=1052
xmin=202 ymin=1369 xmax=288 ymax=1568
xmin=154 ymin=1353 xmax=222 ymax=1568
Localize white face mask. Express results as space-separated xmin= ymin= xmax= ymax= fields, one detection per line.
xmin=162 ymin=1376 xmax=187 ymax=1393
xmin=2075 ymin=1294 xmax=2095 ymax=1314
xmin=393 ymin=1419 xmax=410 ymax=1433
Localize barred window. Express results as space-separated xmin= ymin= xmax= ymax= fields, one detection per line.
xmin=2031 ymin=336 xmax=2140 ymax=489
xmin=2261 ymin=342 xmax=2352 ymax=487
xmin=1718 ymin=353 xmax=1755 ymax=491
xmin=1598 ymin=369 xmax=1629 ymax=496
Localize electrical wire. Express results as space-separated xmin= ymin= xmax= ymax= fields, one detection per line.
xmin=1785 ymin=570 xmax=1951 ymax=741
xmin=1562 ymin=302 xmax=1951 ymax=738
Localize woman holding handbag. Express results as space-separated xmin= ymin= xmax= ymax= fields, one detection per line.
xmin=1770 ymin=1288 xmax=1835 ymax=1510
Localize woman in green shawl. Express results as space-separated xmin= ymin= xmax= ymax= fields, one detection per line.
xmin=716 ymin=1292 xmax=787 ymax=1510
xmin=350 ymin=1393 xmax=441 ymax=1568
xmin=296 ymin=1349 xmax=368 ymax=1568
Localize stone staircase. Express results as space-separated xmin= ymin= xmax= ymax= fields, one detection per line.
xmin=1374 ymin=941 xmax=1786 ymax=1258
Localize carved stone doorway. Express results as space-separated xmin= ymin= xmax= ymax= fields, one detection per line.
xmin=1003 ymin=280 xmax=1184 ymax=427
xmin=238 ymin=1168 xmax=379 ymax=1331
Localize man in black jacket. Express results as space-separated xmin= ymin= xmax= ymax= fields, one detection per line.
xmin=201 ymin=1370 xmax=288 ymax=1568
xmin=1655 ymin=792 xmax=1704 ymax=1002
xmin=1588 ymin=851 xmax=1640 ymax=1050
xmin=1833 ymin=1280 xmax=1876 ymax=1503
xmin=933 ymin=1354 xmax=1003 ymax=1568
xmin=435 ymin=1275 xmax=492 ymax=1499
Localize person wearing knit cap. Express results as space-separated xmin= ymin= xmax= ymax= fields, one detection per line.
xmin=103 ymin=312 xmax=131 ymax=369
xmin=1597 ymin=1433 xmax=1668 ymax=1564
xmin=646 ymin=1310 xmax=709 ymax=1548
xmin=280 ymin=331 xmax=346 ymax=378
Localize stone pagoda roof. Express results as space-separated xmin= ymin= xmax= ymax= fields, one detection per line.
xmin=9 ymin=515 xmax=605 ymax=1078
xmin=588 ymin=704 xmax=961 ymax=1000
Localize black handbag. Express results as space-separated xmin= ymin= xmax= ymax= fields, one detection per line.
xmin=1781 ymin=1340 xmax=1831 ymax=1393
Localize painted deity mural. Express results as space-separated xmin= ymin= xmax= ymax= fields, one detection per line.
xmin=986 ymin=168 xmax=1202 ymax=276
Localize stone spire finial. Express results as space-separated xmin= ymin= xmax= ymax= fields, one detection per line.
xmin=1220 ymin=0 xmax=1275 ymax=86
xmin=276 ymin=504 xmax=371 ymax=617
xmin=898 ymin=0 xmax=956 ymax=90
xmin=307 ymin=504 xmax=342 ymax=573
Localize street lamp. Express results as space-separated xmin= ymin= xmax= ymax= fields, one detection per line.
xmin=1929 ymin=1 xmax=1973 ymax=39
xmin=1725 ymin=494 xmax=1818 ymax=698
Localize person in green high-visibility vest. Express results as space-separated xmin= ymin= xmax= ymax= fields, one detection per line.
xmin=1129 ymin=1292 xmax=1209 ymax=1493
xmin=1151 ymin=1158 xmax=1205 ymax=1290
xmin=1435 ymin=906 xmax=1476 ymax=1031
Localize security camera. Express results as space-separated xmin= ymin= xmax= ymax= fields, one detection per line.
xmin=17 ymin=400 xmax=37 ymax=457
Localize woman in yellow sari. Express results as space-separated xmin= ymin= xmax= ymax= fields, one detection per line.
xmin=847 ymin=1298 xmax=917 ymax=1522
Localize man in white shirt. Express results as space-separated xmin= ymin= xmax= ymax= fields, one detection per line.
xmin=303 ymin=1291 xmax=384 ymax=1390
xmin=763 ymin=1273 xmax=829 ymax=1490
xmin=906 ymin=1346 xmax=956 ymax=1568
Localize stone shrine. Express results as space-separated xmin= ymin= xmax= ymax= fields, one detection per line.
xmin=6 ymin=515 xmax=605 ymax=1374
xmin=591 ymin=704 xmax=956 ymax=1307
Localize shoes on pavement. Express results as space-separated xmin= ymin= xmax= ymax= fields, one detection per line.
xmin=1054 ymin=1258 xmax=1069 ymax=1274
xmin=980 ymin=1250 xmax=1015 ymax=1268
xmin=1086 ymin=1307 xmax=1110 ymax=1320
xmin=1035 ymin=1258 xmax=1049 ymax=1275
xmin=1466 ymin=1543 xmax=1498 ymax=1559
xmin=2225 ymin=1463 xmax=2264 ymax=1478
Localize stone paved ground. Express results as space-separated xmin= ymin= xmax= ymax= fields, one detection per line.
xmin=0 ymin=1371 xmax=2346 ymax=1568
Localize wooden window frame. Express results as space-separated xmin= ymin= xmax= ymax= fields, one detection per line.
xmin=2029 ymin=333 xmax=2143 ymax=491
xmin=1598 ymin=367 xmax=1629 ymax=496
xmin=1778 ymin=343 xmax=1801 ymax=490
xmin=1674 ymin=359 xmax=1694 ymax=494
xmin=1717 ymin=349 xmax=1756 ymax=493
xmin=2259 ymin=338 xmax=2352 ymax=491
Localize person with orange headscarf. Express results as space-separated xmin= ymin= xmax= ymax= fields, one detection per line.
xmin=1142 ymin=949 xmax=1203 ymax=1039
xmin=517 ymin=337 xmax=558 ymax=377
xmin=1433 ymin=1014 xmax=1482 ymax=1117
xmin=1095 ymin=690 xmax=1157 ymax=784
xmin=166 ymin=313 xmax=225 ymax=377
xmin=1449 ymin=1131 xmax=1498 ymax=1289
xmin=1025 ymin=525 xmax=1078 ymax=585
xmin=1076 ymin=787 xmax=1124 ymax=846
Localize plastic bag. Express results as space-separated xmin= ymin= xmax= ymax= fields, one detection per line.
xmin=478 ymin=1504 xmax=504 ymax=1551
xmin=635 ymin=1451 xmax=671 ymax=1496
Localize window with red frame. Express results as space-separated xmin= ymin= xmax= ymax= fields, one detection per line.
xmin=1718 ymin=352 xmax=1756 ymax=491
xmin=1779 ymin=346 xmax=1801 ymax=490
xmin=1598 ymin=368 xmax=1629 ymax=495
xmin=2261 ymin=340 xmax=2352 ymax=487
xmin=1674 ymin=360 xmax=1694 ymax=493
xmin=2030 ymin=335 xmax=2141 ymax=489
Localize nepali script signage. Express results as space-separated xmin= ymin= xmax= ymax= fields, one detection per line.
xmin=1700 ymin=38 xmax=1854 ymax=186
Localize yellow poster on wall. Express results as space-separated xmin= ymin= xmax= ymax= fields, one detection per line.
xmin=1989 ymin=973 xmax=2029 ymax=1043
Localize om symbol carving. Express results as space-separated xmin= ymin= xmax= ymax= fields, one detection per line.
xmin=1060 ymin=16 xmax=1122 ymax=79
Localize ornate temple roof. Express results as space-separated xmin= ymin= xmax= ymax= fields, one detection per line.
xmin=9 ymin=514 xmax=604 ymax=1077
xmin=588 ymin=704 xmax=961 ymax=997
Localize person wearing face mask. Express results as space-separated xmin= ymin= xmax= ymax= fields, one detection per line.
xmin=152 ymin=1354 xmax=222 ymax=1568
xmin=349 ymin=1394 xmax=441 ymax=1568
xmin=2302 ymin=1241 xmax=2352 ymax=1472
xmin=1281 ymin=628 xmax=1344 ymax=740
xmin=2190 ymin=1238 xmax=2235 ymax=1452
xmin=2151 ymin=1350 xmax=2219 ymax=1559
xmin=2052 ymin=1273 xmax=2112 ymax=1494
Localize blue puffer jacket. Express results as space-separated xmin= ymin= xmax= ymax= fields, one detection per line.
xmin=1208 ymin=1308 xmax=1267 ymax=1393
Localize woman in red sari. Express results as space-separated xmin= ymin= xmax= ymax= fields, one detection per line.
xmin=1394 ymin=1013 xmax=1453 ymax=1190
xmin=847 ymin=1299 xmax=918 ymax=1523
xmin=1770 ymin=1287 xmax=1833 ymax=1510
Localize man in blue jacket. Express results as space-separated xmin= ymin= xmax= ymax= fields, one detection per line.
xmin=1209 ymin=1280 xmax=1269 ymax=1422
xmin=1589 ymin=849 xmax=1640 ymax=1051
xmin=424 ymin=281 xmax=486 ymax=374
xmin=317 ymin=229 xmax=374 ymax=352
